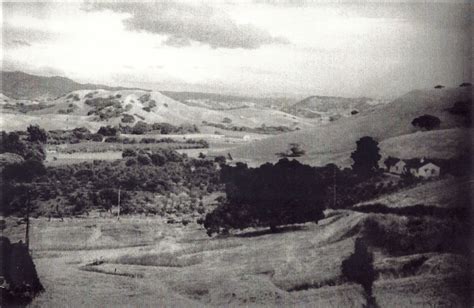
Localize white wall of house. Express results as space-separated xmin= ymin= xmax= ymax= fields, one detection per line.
xmin=416 ymin=163 xmax=440 ymax=179
xmin=389 ymin=161 xmax=406 ymax=174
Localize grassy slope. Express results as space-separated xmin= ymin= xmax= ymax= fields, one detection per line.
xmin=5 ymin=207 xmax=467 ymax=307
xmin=4 ymin=89 xmax=315 ymax=132
xmin=221 ymin=86 xmax=471 ymax=166
xmin=355 ymin=177 xmax=472 ymax=209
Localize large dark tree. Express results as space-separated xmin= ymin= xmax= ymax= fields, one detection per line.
xmin=203 ymin=159 xmax=327 ymax=236
xmin=27 ymin=125 xmax=48 ymax=143
xmin=350 ymin=136 xmax=381 ymax=178
xmin=411 ymin=114 xmax=441 ymax=130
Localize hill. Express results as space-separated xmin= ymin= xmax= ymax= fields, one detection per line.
xmin=221 ymin=86 xmax=472 ymax=166
xmin=2 ymin=89 xmax=314 ymax=132
xmin=0 ymin=71 xmax=144 ymax=101
xmin=162 ymin=91 xmax=297 ymax=110
xmin=281 ymin=95 xmax=389 ymax=120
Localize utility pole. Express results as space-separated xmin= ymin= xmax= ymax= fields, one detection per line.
xmin=117 ymin=186 xmax=121 ymax=221
xmin=333 ymin=167 xmax=337 ymax=208
xmin=25 ymin=196 xmax=31 ymax=250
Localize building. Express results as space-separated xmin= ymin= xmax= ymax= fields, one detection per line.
xmin=384 ymin=156 xmax=406 ymax=175
xmin=405 ymin=158 xmax=440 ymax=179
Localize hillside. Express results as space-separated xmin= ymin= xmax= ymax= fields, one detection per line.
xmin=0 ymin=71 xmax=144 ymax=101
xmin=2 ymin=89 xmax=314 ymax=132
xmin=281 ymin=95 xmax=388 ymax=120
xmin=221 ymin=86 xmax=472 ymax=166
xmin=162 ymin=91 xmax=297 ymax=110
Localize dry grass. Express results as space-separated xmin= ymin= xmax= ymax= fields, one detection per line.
xmin=110 ymin=252 xmax=203 ymax=268
xmin=7 ymin=204 xmax=466 ymax=307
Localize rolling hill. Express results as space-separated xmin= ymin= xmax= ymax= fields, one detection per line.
xmin=1 ymin=89 xmax=314 ymax=132
xmin=281 ymin=95 xmax=389 ymax=120
xmin=220 ymin=86 xmax=472 ymax=166
xmin=0 ymin=71 xmax=144 ymax=101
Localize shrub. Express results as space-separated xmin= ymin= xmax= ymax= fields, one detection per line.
xmin=121 ymin=114 xmax=135 ymax=123
xmin=125 ymin=158 xmax=137 ymax=166
xmin=97 ymin=126 xmax=118 ymax=137
xmin=122 ymin=148 xmax=137 ymax=158
xmin=27 ymin=125 xmax=48 ymax=143
xmin=276 ymin=143 xmax=305 ymax=158
xmin=104 ymin=136 xmax=121 ymax=143
xmin=90 ymin=133 xmax=103 ymax=142
xmin=132 ymin=121 xmax=149 ymax=135
xmin=137 ymin=154 xmax=152 ymax=165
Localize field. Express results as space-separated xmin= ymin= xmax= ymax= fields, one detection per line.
xmin=4 ymin=183 xmax=470 ymax=307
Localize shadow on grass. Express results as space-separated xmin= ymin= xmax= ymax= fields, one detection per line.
xmin=234 ymin=225 xmax=306 ymax=238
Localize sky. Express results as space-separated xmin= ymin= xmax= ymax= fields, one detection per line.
xmin=1 ymin=1 xmax=472 ymax=98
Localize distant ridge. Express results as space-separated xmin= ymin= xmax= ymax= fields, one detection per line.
xmin=0 ymin=71 xmax=147 ymax=101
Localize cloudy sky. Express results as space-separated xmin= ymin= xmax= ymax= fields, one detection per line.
xmin=1 ymin=1 xmax=471 ymax=98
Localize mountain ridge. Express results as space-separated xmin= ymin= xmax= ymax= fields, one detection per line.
xmin=0 ymin=71 xmax=148 ymax=101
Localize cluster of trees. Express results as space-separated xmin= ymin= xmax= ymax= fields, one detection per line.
xmin=203 ymin=136 xmax=399 ymax=235
xmin=85 ymin=96 xmax=124 ymax=120
xmin=119 ymin=121 xmax=200 ymax=135
xmin=2 ymin=144 xmax=221 ymax=217
xmin=0 ymin=126 xmax=47 ymax=161
xmin=203 ymin=121 xmax=294 ymax=134
xmin=203 ymin=159 xmax=335 ymax=235
xmin=48 ymin=127 xmax=103 ymax=144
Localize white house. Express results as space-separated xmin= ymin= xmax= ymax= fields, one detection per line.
xmin=390 ymin=160 xmax=407 ymax=175
xmin=409 ymin=162 xmax=440 ymax=179
xmin=406 ymin=158 xmax=441 ymax=179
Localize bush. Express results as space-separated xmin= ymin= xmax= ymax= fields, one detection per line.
xmin=27 ymin=125 xmax=48 ymax=143
xmin=132 ymin=121 xmax=149 ymax=135
xmin=121 ymin=114 xmax=135 ymax=123
xmin=276 ymin=143 xmax=305 ymax=158
xmin=122 ymin=148 xmax=137 ymax=158
xmin=137 ymin=154 xmax=152 ymax=165
xmin=97 ymin=126 xmax=118 ymax=137
xmin=90 ymin=133 xmax=103 ymax=142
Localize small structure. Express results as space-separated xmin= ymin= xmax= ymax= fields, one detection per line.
xmin=384 ymin=156 xmax=406 ymax=175
xmin=405 ymin=158 xmax=440 ymax=179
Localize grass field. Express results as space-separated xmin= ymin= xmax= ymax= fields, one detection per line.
xmin=4 ymin=199 xmax=469 ymax=307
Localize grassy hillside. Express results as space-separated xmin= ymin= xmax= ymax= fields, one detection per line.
xmin=21 ymin=89 xmax=314 ymax=131
xmin=355 ymin=177 xmax=472 ymax=209
xmin=222 ymin=86 xmax=471 ymax=166
xmin=282 ymin=95 xmax=387 ymax=119
xmin=4 ymin=208 xmax=468 ymax=307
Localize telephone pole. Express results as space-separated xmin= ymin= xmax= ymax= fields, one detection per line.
xmin=25 ymin=196 xmax=31 ymax=250
xmin=333 ymin=167 xmax=337 ymax=208
xmin=117 ymin=186 xmax=121 ymax=221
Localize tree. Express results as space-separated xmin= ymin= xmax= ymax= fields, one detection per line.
xmin=132 ymin=121 xmax=149 ymax=135
xmin=411 ymin=114 xmax=441 ymax=130
xmin=122 ymin=148 xmax=137 ymax=158
xmin=203 ymin=159 xmax=326 ymax=236
xmin=276 ymin=143 xmax=305 ymax=158
xmin=341 ymin=238 xmax=377 ymax=307
xmin=27 ymin=125 xmax=48 ymax=143
xmin=97 ymin=126 xmax=118 ymax=136
xmin=350 ymin=136 xmax=381 ymax=178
